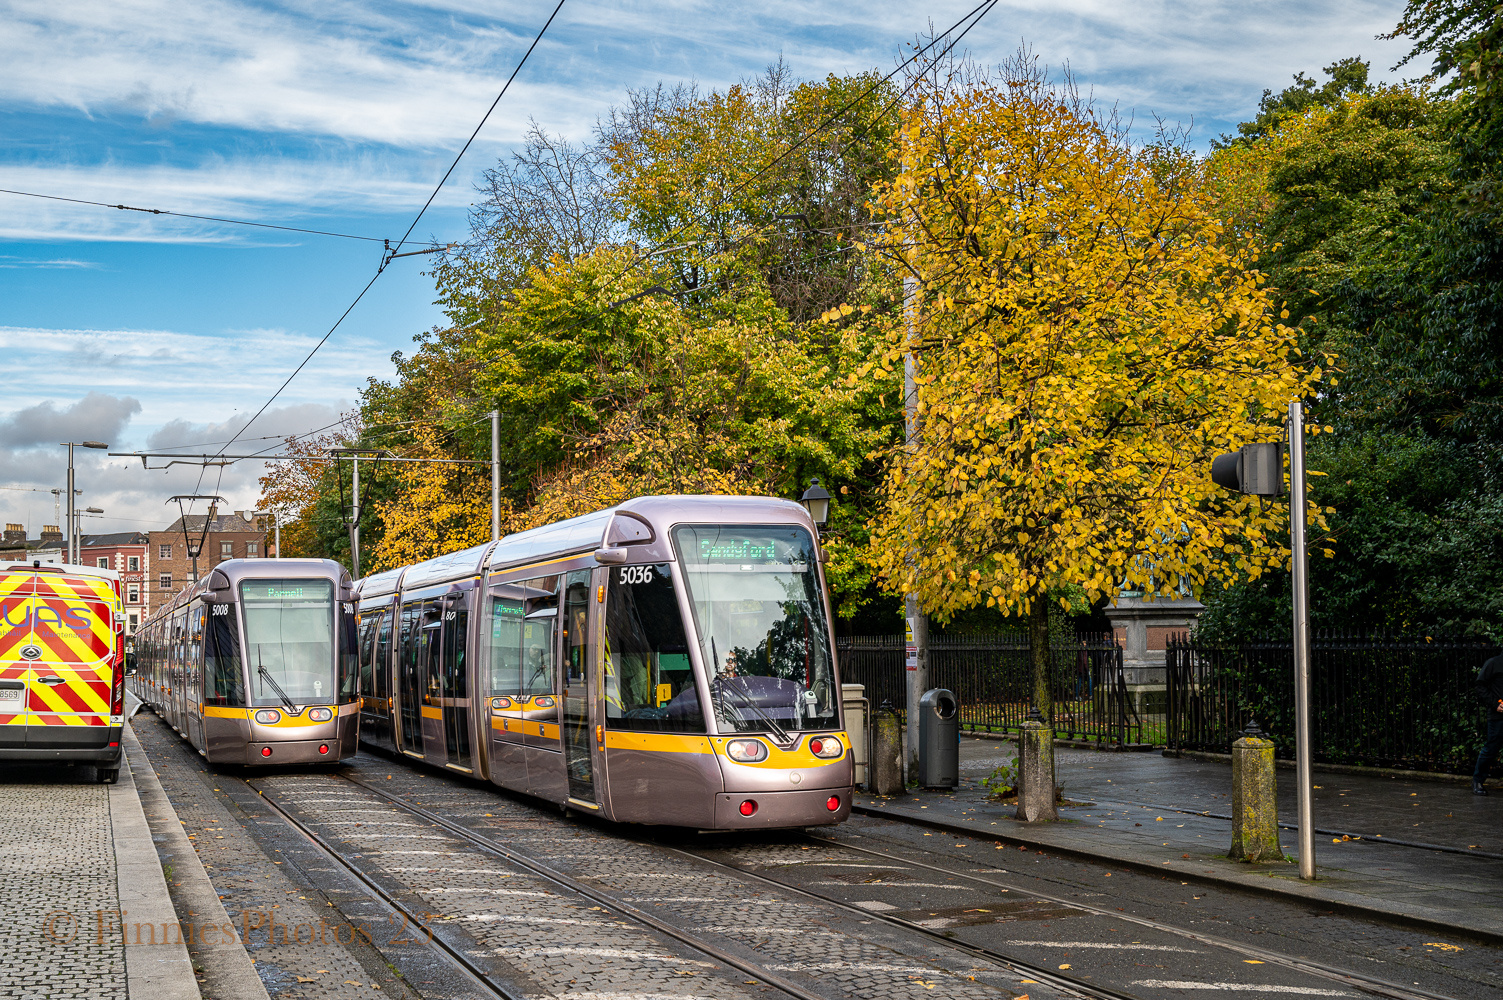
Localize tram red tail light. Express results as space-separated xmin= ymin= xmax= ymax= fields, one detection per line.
xmin=318 ymin=744 xmax=330 ymax=755
xmin=261 ymin=747 xmax=272 ymax=757
xmin=726 ymin=739 xmax=769 ymax=763
xmin=826 ymin=795 xmax=841 ymax=812
xmin=254 ymin=709 xmax=281 ymax=725
xmin=307 ymin=707 xmax=334 ymax=722
xmin=809 ymin=736 xmax=844 ymax=759
xmin=739 ymin=800 xmax=758 ymax=817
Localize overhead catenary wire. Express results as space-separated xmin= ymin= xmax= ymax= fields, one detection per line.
xmin=0 ymin=187 xmax=388 ymax=244
xmin=214 ymin=0 xmax=570 ymax=462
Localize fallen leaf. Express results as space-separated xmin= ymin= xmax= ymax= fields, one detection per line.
xmin=1425 ymin=942 xmax=1463 ymax=953
xmin=296 ymin=977 xmax=317 ymax=983
xmin=1243 ymin=960 xmax=1264 ymax=965
xmin=1058 ymin=963 xmax=1071 ymax=970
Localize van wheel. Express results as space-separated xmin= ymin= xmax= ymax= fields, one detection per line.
xmin=96 ymin=768 xmax=119 ymax=784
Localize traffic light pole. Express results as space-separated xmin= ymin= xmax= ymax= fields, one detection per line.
xmin=1289 ymin=400 xmax=1316 ymax=880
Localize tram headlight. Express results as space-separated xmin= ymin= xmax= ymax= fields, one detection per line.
xmin=307 ymin=707 xmax=334 ymax=722
xmin=809 ymin=736 xmax=844 ymax=759
xmin=254 ymin=709 xmax=281 ymax=725
xmin=726 ymin=739 xmax=769 ymax=763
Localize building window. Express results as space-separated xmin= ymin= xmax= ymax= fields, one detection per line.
xmin=127 ymin=613 xmax=138 ymax=631
xmin=159 ymin=544 xmax=172 ymax=559
xmin=220 ymin=541 xmax=233 ymax=557
xmin=97 ymin=557 xmax=109 ymax=569
xmin=246 ymin=541 xmax=259 ymax=557
xmin=127 ymin=583 xmax=140 ymax=604
xmin=128 ymin=556 xmax=139 ymax=571
xmin=159 ymin=574 xmax=172 ymax=590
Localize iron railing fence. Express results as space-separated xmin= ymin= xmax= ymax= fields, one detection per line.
xmin=836 ymin=632 xmax=1141 ymax=747
xmin=1166 ymin=631 xmax=1498 ymax=774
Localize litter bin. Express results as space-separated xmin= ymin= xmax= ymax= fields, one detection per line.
xmin=841 ymin=683 xmax=868 ymax=787
xmin=918 ymin=687 xmax=959 ymax=788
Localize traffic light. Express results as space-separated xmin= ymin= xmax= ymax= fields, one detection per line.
xmin=1211 ymin=442 xmax=1284 ymax=496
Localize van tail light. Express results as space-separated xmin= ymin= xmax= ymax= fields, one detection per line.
xmin=739 ymin=800 xmax=758 ymax=817
xmin=110 ymin=666 xmax=124 ymax=716
xmin=826 ymin=795 xmax=841 ymax=812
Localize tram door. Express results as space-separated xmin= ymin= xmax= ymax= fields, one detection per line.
xmin=397 ymin=601 xmax=425 ymax=756
xmin=357 ymin=608 xmax=395 ymax=751
xmin=560 ymin=570 xmax=595 ymax=803
xmin=185 ymin=605 xmax=205 ymax=750
xmin=440 ymin=593 xmax=471 ymax=772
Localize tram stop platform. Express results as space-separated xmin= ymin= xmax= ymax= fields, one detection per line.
xmin=0 ymin=695 xmax=247 ymax=1000
xmin=858 ymin=735 xmax=1503 ymax=946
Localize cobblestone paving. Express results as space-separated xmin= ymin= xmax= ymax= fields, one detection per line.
xmin=258 ymin=774 xmax=762 ymax=1000
xmin=132 ymin=712 xmax=426 ymax=1000
xmin=340 ymin=756 xmax=1058 ymax=1000
xmin=0 ymin=767 xmax=125 ymax=1000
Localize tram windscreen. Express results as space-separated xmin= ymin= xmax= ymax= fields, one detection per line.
xmin=241 ymin=579 xmax=337 ymax=707
xmin=673 ymin=525 xmax=837 ymax=735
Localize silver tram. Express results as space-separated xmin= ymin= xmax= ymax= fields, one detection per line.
xmin=355 ymin=495 xmax=853 ymax=829
xmin=130 ymin=559 xmax=360 ymax=764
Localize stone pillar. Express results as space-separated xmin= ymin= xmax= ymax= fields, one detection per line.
xmin=1015 ymin=717 xmax=1058 ymax=822
xmin=1103 ymin=592 xmax=1205 ymax=716
xmin=870 ymin=703 xmax=905 ymax=796
xmin=1229 ymin=720 xmax=1282 ymax=863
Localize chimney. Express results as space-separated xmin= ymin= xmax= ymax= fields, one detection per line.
xmin=40 ymin=525 xmax=63 ymax=543
xmin=3 ymin=524 xmax=24 ymax=544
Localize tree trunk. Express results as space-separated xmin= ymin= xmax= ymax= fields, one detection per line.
xmin=1030 ymin=597 xmax=1051 ymax=722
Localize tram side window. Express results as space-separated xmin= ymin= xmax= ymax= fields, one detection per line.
xmin=204 ymin=603 xmax=245 ymax=706
xmin=604 ymin=563 xmax=703 ymax=733
xmin=521 ymin=577 xmax=559 ymax=696
xmin=374 ymin=610 xmax=392 ymax=700
xmin=358 ymin=613 xmax=377 ymax=699
xmin=488 ymin=583 xmax=525 ymax=697
xmin=339 ymin=602 xmax=359 ymax=699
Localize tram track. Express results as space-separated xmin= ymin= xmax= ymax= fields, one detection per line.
xmin=335 ymin=768 xmax=1147 ymax=1000
xmin=243 ymin=775 xmax=530 ymax=1000
xmin=758 ymin=832 xmax=1455 ymax=1000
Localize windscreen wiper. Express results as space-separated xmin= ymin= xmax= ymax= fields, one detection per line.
xmin=255 ymin=649 xmax=298 ymax=714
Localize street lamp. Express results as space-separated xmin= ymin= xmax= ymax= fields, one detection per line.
xmin=60 ymin=441 xmax=108 ymax=564
xmin=799 ymin=477 xmax=831 ymax=526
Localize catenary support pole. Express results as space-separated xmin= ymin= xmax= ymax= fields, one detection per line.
xmin=349 ymin=456 xmax=361 ymax=580
xmin=491 ymin=409 xmax=501 ymax=542
xmin=65 ymin=443 xmax=76 ymax=564
xmin=1289 ymin=400 xmax=1315 ymax=880
xmin=902 ymin=275 xmax=928 ymax=782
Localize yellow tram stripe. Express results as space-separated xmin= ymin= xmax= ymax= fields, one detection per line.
xmin=602 ymin=731 xmax=713 ymax=755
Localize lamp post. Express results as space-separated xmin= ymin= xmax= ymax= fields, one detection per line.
xmin=60 ymin=441 xmax=108 ymax=565
xmin=798 ymin=477 xmax=831 ymax=527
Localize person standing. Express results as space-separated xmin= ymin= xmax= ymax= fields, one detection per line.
xmin=1473 ymin=653 xmax=1503 ymax=795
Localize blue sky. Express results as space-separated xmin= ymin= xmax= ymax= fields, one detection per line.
xmin=0 ymin=0 xmax=1412 ymax=535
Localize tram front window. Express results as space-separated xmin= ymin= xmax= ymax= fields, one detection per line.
xmin=241 ymin=579 xmax=337 ymax=707
xmin=673 ymin=525 xmax=837 ymax=735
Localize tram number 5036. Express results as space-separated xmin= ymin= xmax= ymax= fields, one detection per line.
xmin=618 ymin=565 xmax=655 ymax=585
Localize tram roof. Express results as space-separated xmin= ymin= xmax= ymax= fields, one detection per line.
xmin=353 ymin=494 xmax=816 ymax=597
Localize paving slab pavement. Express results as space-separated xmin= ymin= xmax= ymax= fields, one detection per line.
xmin=856 ymin=735 xmax=1503 ymax=945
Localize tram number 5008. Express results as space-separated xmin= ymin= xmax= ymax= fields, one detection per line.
xmin=617 ymin=565 xmax=655 ymax=586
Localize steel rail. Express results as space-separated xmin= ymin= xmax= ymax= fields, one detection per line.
xmin=794 ymin=831 xmax=1454 ymax=1000
xmin=243 ymin=778 xmax=528 ymax=1000
xmin=338 ymin=774 xmax=831 ymax=1000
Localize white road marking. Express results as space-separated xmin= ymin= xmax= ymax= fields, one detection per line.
xmin=1008 ymin=941 xmax=1199 ymax=952
xmin=811 ymin=881 xmax=968 ymax=889
xmin=421 ymin=887 xmax=552 ymax=897
xmin=851 ymin=900 xmax=898 ymax=911
xmin=626 ymin=897 xmax=783 ymax=904
xmin=1132 ymin=982 xmax=1357 ymax=996
xmin=769 ymin=961 xmax=940 ymax=974
xmin=497 ymin=946 xmax=715 ymax=966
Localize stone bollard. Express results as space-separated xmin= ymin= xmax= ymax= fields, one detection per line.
xmin=1015 ymin=711 xmax=1058 ymax=822
xmin=1229 ymin=718 xmax=1282 ymax=863
xmin=870 ymin=701 xmax=905 ymax=796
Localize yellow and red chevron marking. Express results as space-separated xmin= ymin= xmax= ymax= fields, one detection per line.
xmin=25 ymin=713 xmax=106 ymax=726
xmin=27 ymin=673 xmax=110 ymax=715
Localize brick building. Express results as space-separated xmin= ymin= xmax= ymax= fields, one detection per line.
xmin=0 ymin=523 xmax=66 ymax=564
xmin=80 ymin=531 xmax=150 ymax=635
xmin=150 ymin=510 xmax=270 ymax=611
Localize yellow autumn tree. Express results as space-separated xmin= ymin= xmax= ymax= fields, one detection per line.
xmin=862 ymin=65 xmax=1328 ymax=717
xmin=367 ymin=422 xmax=497 ymax=573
